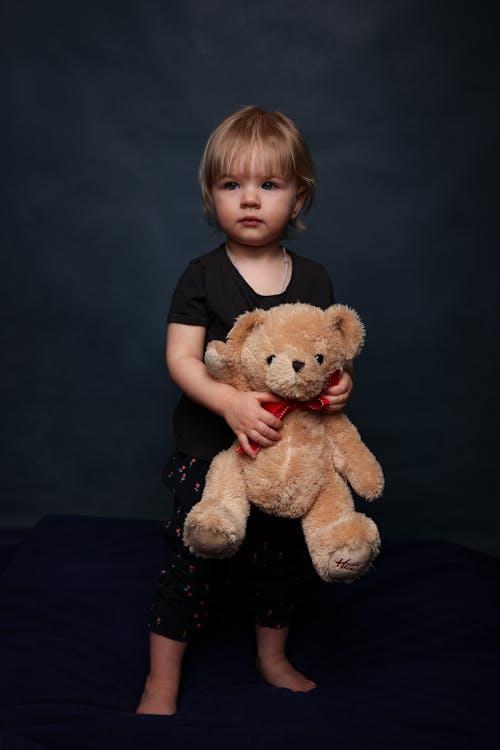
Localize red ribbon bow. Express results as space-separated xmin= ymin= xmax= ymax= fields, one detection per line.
xmin=236 ymin=371 xmax=341 ymax=456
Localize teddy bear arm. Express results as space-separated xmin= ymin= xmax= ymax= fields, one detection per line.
xmin=325 ymin=414 xmax=384 ymax=500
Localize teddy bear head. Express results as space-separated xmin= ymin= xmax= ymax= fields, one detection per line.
xmin=205 ymin=303 xmax=365 ymax=401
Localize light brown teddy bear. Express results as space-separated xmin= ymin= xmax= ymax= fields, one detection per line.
xmin=183 ymin=303 xmax=384 ymax=583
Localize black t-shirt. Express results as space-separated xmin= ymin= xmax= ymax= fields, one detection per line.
xmin=168 ymin=244 xmax=335 ymax=460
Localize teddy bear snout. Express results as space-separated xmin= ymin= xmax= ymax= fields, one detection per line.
xmin=292 ymin=360 xmax=305 ymax=372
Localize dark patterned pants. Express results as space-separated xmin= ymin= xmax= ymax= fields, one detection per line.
xmin=149 ymin=452 xmax=307 ymax=641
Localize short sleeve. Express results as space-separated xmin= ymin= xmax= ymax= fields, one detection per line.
xmin=167 ymin=260 xmax=210 ymax=326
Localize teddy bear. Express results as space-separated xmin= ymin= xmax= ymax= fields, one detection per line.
xmin=183 ymin=302 xmax=384 ymax=583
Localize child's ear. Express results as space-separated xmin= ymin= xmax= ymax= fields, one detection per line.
xmin=291 ymin=187 xmax=306 ymax=220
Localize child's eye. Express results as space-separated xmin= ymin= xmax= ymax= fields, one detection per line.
xmin=262 ymin=181 xmax=278 ymax=190
xmin=223 ymin=181 xmax=239 ymax=190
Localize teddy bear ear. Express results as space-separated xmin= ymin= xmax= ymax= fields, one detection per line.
xmin=227 ymin=308 xmax=267 ymax=350
xmin=325 ymin=304 xmax=365 ymax=359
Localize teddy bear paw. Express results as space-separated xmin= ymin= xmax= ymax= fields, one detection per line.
xmin=350 ymin=463 xmax=385 ymax=501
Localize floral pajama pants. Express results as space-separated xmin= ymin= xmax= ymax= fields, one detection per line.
xmin=149 ymin=451 xmax=307 ymax=642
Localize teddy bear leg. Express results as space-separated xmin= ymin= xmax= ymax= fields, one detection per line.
xmin=301 ymin=472 xmax=380 ymax=583
xmin=183 ymin=450 xmax=251 ymax=559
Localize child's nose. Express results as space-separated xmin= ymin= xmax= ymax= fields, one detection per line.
xmin=240 ymin=187 xmax=260 ymax=207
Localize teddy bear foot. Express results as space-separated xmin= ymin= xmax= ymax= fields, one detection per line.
xmin=183 ymin=519 xmax=244 ymax=559
xmin=305 ymin=512 xmax=380 ymax=583
xmin=184 ymin=528 xmax=239 ymax=558
xmin=326 ymin=543 xmax=378 ymax=583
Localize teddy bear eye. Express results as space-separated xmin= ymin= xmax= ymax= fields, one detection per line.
xmin=315 ymin=354 xmax=324 ymax=364
xmin=266 ymin=355 xmax=275 ymax=365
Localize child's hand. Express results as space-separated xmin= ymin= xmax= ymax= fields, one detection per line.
xmin=223 ymin=390 xmax=283 ymax=458
xmin=322 ymin=369 xmax=353 ymax=413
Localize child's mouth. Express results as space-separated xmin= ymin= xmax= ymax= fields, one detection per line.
xmin=239 ymin=216 xmax=262 ymax=226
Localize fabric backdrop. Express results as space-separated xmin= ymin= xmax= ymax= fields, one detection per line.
xmin=1 ymin=0 xmax=498 ymax=555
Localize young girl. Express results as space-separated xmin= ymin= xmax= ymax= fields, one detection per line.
xmin=136 ymin=106 xmax=353 ymax=715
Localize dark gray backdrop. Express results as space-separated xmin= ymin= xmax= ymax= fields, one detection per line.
xmin=2 ymin=0 xmax=498 ymax=555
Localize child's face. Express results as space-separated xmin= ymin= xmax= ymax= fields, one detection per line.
xmin=212 ymin=154 xmax=304 ymax=250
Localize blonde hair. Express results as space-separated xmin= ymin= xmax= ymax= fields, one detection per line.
xmin=199 ymin=106 xmax=316 ymax=231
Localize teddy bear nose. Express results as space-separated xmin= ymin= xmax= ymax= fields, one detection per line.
xmin=292 ymin=360 xmax=305 ymax=372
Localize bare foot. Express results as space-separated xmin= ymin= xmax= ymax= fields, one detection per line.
xmin=136 ymin=675 xmax=179 ymax=715
xmin=256 ymin=654 xmax=317 ymax=692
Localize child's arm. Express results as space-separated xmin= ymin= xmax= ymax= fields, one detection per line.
xmin=166 ymin=323 xmax=282 ymax=458
xmin=322 ymin=360 xmax=353 ymax=413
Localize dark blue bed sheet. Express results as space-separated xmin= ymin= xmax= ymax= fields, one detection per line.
xmin=0 ymin=514 xmax=498 ymax=750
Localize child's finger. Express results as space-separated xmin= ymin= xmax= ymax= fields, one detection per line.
xmin=324 ymin=401 xmax=344 ymax=413
xmin=259 ymin=410 xmax=283 ymax=430
xmin=249 ymin=428 xmax=280 ymax=448
xmin=324 ymin=383 xmax=349 ymax=397
xmin=324 ymin=375 xmax=352 ymax=396
xmin=255 ymin=421 xmax=281 ymax=441
xmin=328 ymin=393 xmax=348 ymax=405
xmin=236 ymin=433 xmax=257 ymax=458
xmin=326 ymin=383 xmax=350 ymax=402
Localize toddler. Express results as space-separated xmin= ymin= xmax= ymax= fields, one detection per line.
xmin=136 ymin=106 xmax=353 ymax=715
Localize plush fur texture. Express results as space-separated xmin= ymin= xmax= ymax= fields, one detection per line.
xmin=183 ymin=303 xmax=384 ymax=583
